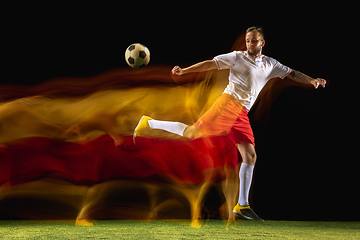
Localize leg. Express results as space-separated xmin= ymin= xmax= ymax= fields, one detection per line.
xmin=237 ymin=141 xmax=257 ymax=166
xmin=148 ymin=122 xmax=204 ymax=140
xmin=233 ymin=141 xmax=263 ymax=221
xmin=237 ymin=141 xmax=256 ymax=206
xmin=134 ymin=94 xmax=241 ymax=141
xmin=134 ymin=116 xmax=204 ymax=140
xmin=183 ymin=125 xmax=204 ymax=140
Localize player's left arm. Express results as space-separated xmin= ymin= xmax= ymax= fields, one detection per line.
xmin=287 ymin=69 xmax=326 ymax=89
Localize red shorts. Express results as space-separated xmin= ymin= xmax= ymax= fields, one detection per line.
xmin=193 ymin=94 xmax=255 ymax=146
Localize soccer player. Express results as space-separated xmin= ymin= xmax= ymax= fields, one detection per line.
xmin=133 ymin=26 xmax=326 ymax=221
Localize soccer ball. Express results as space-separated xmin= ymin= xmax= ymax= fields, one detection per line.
xmin=125 ymin=43 xmax=150 ymax=68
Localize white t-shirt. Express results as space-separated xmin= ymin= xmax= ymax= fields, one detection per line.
xmin=213 ymin=50 xmax=291 ymax=111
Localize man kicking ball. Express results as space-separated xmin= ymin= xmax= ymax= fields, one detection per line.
xmin=133 ymin=26 xmax=326 ymax=221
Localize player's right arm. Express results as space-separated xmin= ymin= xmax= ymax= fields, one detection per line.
xmin=171 ymin=60 xmax=217 ymax=76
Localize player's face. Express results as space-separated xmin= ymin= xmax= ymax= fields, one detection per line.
xmin=246 ymin=31 xmax=265 ymax=57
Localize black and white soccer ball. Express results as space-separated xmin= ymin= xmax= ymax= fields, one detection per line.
xmin=125 ymin=43 xmax=150 ymax=68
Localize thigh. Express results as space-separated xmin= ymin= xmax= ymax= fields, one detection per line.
xmin=226 ymin=110 xmax=255 ymax=146
xmin=193 ymin=94 xmax=243 ymax=135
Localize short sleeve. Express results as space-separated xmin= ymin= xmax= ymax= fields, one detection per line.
xmin=270 ymin=60 xmax=292 ymax=79
xmin=213 ymin=51 xmax=237 ymax=70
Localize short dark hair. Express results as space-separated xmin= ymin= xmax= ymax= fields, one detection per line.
xmin=246 ymin=26 xmax=264 ymax=39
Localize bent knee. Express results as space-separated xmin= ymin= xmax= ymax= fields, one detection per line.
xmin=244 ymin=152 xmax=257 ymax=165
xmin=183 ymin=126 xmax=203 ymax=140
xmin=237 ymin=142 xmax=257 ymax=165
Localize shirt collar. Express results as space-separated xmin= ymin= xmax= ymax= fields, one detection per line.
xmin=246 ymin=51 xmax=264 ymax=62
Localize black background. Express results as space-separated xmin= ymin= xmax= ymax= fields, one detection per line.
xmin=2 ymin=4 xmax=357 ymax=220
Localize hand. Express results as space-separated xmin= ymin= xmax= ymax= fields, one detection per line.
xmin=311 ymin=78 xmax=326 ymax=89
xmin=171 ymin=65 xmax=184 ymax=76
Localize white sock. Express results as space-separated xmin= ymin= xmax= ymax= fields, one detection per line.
xmin=238 ymin=163 xmax=254 ymax=206
xmin=148 ymin=119 xmax=188 ymax=136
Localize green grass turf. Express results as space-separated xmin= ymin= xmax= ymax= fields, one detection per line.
xmin=0 ymin=220 xmax=359 ymax=239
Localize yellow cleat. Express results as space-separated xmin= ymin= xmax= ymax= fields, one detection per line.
xmin=233 ymin=203 xmax=264 ymax=221
xmin=233 ymin=203 xmax=251 ymax=212
xmin=133 ymin=115 xmax=152 ymax=144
